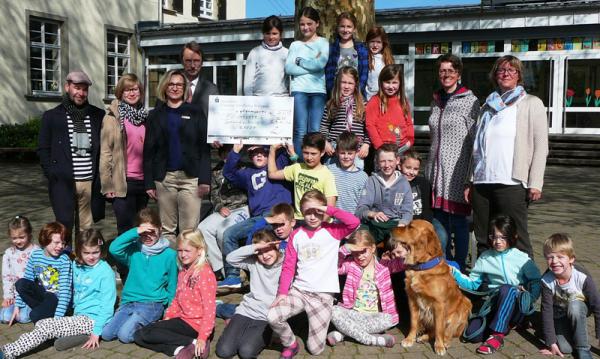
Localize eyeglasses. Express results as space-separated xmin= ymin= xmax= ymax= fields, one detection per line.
xmin=488 ymin=235 xmax=508 ymax=242
xmin=167 ymin=83 xmax=185 ymax=89
xmin=123 ymin=87 xmax=140 ymax=93
xmin=438 ymin=69 xmax=458 ymax=75
xmin=496 ymin=68 xmax=518 ymax=75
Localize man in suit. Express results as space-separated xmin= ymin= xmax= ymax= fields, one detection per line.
xmin=37 ymin=71 xmax=105 ymax=241
xmin=181 ymin=41 xmax=219 ymax=119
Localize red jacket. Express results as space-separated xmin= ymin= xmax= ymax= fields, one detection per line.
xmin=164 ymin=263 xmax=216 ymax=341
xmin=365 ymin=95 xmax=414 ymax=150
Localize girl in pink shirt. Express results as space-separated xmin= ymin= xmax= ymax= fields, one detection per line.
xmin=328 ymin=229 xmax=405 ymax=347
xmin=134 ymin=229 xmax=216 ymax=359
xmin=267 ymin=189 xmax=360 ymax=358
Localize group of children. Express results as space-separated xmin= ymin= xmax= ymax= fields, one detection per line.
xmin=2 ymin=126 xmax=599 ymax=359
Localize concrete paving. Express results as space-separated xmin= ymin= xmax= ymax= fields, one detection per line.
xmin=0 ymin=161 xmax=599 ymax=358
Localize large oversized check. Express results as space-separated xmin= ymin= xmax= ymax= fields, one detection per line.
xmin=207 ymin=95 xmax=294 ymax=144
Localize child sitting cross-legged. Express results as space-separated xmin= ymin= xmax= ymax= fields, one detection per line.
xmin=267 ymin=189 xmax=360 ymax=358
xmin=134 ymin=229 xmax=216 ymax=359
xmin=327 ymin=229 xmax=405 ymax=348
xmin=539 ymin=233 xmax=600 ymax=359
xmin=355 ymin=143 xmax=413 ymax=244
xmin=216 ymin=229 xmax=284 ymax=359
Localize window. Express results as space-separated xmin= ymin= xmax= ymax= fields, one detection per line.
xmin=29 ymin=18 xmax=61 ymax=94
xmin=565 ymin=59 xmax=600 ymax=129
xmin=192 ymin=0 xmax=213 ymax=18
xmin=163 ymin=0 xmax=183 ymax=14
xmin=106 ymin=31 xmax=130 ymax=96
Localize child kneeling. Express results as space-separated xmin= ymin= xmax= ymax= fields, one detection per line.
xmin=216 ymin=230 xmax=284 ymax=358
xmin=327 ymin=229 xmax=405 ymax=347
xmin=134 ymin=229 xmax=216 ymax=359
xmin=540 ymin=233 xmax=600 ymax=359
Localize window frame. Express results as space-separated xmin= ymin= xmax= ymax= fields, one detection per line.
xmin=105 ymin=26 xmax=132 ymax=99
xmin=25 ymin=11 xmax=68 ymax=101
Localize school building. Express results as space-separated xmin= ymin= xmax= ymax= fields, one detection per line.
xmin=138 ymin=0 xmax=600 ymax=139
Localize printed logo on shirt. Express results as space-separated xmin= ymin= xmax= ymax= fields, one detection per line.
xmin=251 ymin=171 xmax=267 ymax=191
xmin=412 ymin=192 xmax=422 ymax=216
xmin=296 ymin=173 xmax=319 ymax=194
xmin=298 ymin=243 xmax=321 ymax=262
xmin=394 ymin=193 xmax=405 ymax=206
xmin=34 ymin=264 xmax=60 ymax=293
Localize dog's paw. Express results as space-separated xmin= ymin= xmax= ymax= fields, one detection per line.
xmin=416 ymin=334 xmax=429 ymax=343
xmin=401 ymin=337 xmax=415 ymax=348
xmin=434 ymin=342 xmax=447 ymax=356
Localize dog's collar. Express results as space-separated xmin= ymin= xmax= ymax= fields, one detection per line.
xmin=408 ymin=256 xmax=442 ymax=271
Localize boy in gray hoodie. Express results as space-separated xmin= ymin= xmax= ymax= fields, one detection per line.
xmin=215 ymin=229 xmax=284 ymax=359
xmin=355 ymin=143 xmax=413 ymax=243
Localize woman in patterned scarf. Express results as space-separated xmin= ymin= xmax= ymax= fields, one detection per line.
xmin=426 ymin=54 xmax=479 ymax=271
xmin=100 ymin=74 xmax=149 ymax=239
xmin=466 ymin=55 xmax=548 ymax=259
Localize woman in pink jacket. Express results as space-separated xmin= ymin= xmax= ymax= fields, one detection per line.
xmin=327 ymin=229 xmax=406 ymax=347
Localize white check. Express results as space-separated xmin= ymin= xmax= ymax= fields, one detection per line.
xmin=207 ymin=95 xmax=294 ymax=145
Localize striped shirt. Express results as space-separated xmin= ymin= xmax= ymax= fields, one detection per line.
xmin=67 ymin=115 xmax=93 ymax=181
xmin=319 ymin=103 xmax=370 ymax=147
xmin=15 ymin=248 xmax=73 ymax=317
xmin=327 ymin=163 xmax=368 ymax=214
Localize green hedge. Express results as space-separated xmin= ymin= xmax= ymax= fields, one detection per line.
xmin=0 ymin=118 xmax=41 ymax=148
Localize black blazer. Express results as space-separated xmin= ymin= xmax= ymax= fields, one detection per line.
xmin=190 ymin=76 xmax=219 ymax=120
xmin=37 ymin=104 xmax=106 ymax=222
xmin=143 ymin=102 xmax=211 ymax=190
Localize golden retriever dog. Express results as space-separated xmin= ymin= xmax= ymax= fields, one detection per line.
xmin=391 ymin=220 xmax=471 ymax=355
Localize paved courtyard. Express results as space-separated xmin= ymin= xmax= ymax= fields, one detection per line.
xmin=0 ymin=161 xmax=599 ymax=358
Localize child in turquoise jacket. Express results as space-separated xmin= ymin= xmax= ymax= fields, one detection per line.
xmin=452 ymin=215 xmax=541 ymax=355
xmin=101 ymin=208 xmax=178 ymax=343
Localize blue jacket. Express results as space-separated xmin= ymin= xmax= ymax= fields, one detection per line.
xmin=222 ymin=149 xmax=292 ymax=217
xmin=325 ymin=37 xmax=369 ymax=99
xmin=452 ymin=247 xmax=541 ymax=300
xmin=73 ymin=260 xmax=117 ymax=335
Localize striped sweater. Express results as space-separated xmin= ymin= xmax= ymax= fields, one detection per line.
xmin=319 ymin=103 xmax=370 ymax=147
xmin=15 ymin=248 xmax=72 ymax=317
xmin=337 ymin=245 xmax=405 ymax=324
xmin=67 ymin=115 xmax=93 ymax=181
xmin=326 ymin=163 xmax=368 ymax=215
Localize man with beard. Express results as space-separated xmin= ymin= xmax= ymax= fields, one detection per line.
xmin=37 ymin=71 xmax=105 ymax=242
xmin=180 ymin=41 xmax=218 ymax=119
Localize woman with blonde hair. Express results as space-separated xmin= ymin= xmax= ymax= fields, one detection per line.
xmin=143 ymin=69 xmax=212 ymax=245
xmin=100 ymin=73 xmax=149 ymax=235
xmin=134 ymin=229 xmax=216 ymax=359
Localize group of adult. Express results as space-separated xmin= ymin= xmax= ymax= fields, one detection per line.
xmin=37 ymin=26 xmax=548 ymax=266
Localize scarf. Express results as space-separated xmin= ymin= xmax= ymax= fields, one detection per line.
xmin=117 ymin=101 xmax=148 ymax=130
xmin=141 ymin=237 xmax=170 ymax=256
xmin=62 ymin=93 xmax=91 ymax=156
xmin=473 ymin=86 xmax=526 ymax=178
xmin=261 ymin=41 xmax=283 ymax=51
xmin=342 ymin=95 xmax=354 ymax=131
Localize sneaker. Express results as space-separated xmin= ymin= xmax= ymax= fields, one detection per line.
xmin=326 ymin=331 xmax=344 ymax=346
xmin=380 ymin=334 xmax=396 ymax=348
xmin=217 ymin=276 xmax=242 ymax=289
xmin=175 ymin=343 xmax=195 ymax=359
xmin=54 ymin=335 xmax=89 ymax=351
xmin=280 ymin=341 xmax=299 ymax=359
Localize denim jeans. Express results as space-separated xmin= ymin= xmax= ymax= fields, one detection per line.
xmin=222 ymin=216 xmax=264 ymax=278
xmin=216 ymin=303 xmax=238 ymax=319
xmin=555 ymin=300 xmax=592 ymax=359
xmin=432 ymin=217 xmax=448 ymax=257
xmin=0 ymin=304 xmax=31 ymax=323
xmin=291 ymin=92 xmax=326 ymax=156
xmin=101 ymin=302 xmax=164 ymax=343
xmin=434 ymin=209 xmax=469 ymax=270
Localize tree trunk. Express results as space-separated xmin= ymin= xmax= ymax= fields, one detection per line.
xmin=294 ymin=0 xmax=375 ymax=40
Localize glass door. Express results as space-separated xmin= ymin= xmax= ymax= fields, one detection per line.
xmin=563 ymin=55 xmax=600 ymax=134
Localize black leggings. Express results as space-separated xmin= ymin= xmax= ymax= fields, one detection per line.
xmin=15 ymin=278 xmax=58 ymax=323
xmin=133 ymin=317 xmax=198 ymax=356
